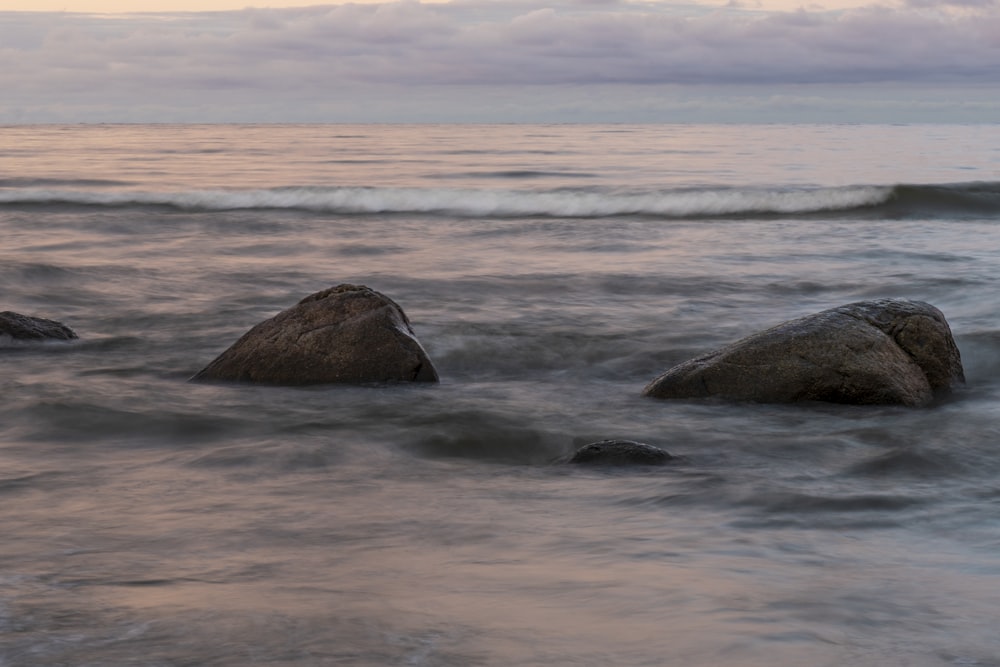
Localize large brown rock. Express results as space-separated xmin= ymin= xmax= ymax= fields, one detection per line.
xmin=191 ymin=284 xmax=439 ymax=385
xmin=0 ymin=311 xmax=77 ymax=341
xmin=642 ymin=299 xmax=964 ymax=407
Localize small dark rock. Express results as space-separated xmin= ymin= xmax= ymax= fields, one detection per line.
xmin=191 ymin=284 xmax=439 ymax=386
xmin=568 ymin=440 xmax=675 ymax=466
xmin=0 ymin=311 xmax=77 ymax=341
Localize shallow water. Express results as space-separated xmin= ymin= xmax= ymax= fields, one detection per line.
xmin=3 ymin=123 xmax=1000 ymax=666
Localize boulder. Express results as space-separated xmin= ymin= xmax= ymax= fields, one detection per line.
xmin=643 ymin=299 xmax=964 ymax=407
xmin=191 ymin=284 xmax=439 ymax=385
xmin=0 ymin=311 xmax=77 ymax=341
xmin=567 ymin=440 xmax=675 ymax=466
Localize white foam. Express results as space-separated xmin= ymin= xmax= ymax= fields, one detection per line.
xmin=0 ymin=185 xmax=894 ymax=218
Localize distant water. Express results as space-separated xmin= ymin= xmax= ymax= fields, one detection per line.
xmin=3 ymin=123 xmax=1000 ymax=666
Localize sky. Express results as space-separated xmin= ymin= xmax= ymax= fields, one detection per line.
xmin=1 ymin=0 xmax=998 ymax=123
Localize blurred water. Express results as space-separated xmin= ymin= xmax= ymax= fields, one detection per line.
xmin=2 ymin=123 xmax=1000 ymax=666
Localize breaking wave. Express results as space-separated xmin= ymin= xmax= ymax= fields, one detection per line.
xmin=2 ymin=181 xmax=999 ymax=219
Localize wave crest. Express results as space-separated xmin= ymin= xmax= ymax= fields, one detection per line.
xmin=2 ymin=182 xmax=998 ymax=219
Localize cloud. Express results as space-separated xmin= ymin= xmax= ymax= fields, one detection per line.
xmin=905 ymin=0 xmax=996 ymax=7
xmin=1 ymin=0 xmax=999 ymax=122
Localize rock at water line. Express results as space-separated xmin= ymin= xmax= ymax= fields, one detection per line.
xmin=643 ymin=298 xmax=964 ymax=407
xmin=0 ymin=311 xmax=78 ymax=342
xmin=191 ymin=284 xmax=439 ymax=386
xmin=567 ymin=440 xmax=675 ymax=466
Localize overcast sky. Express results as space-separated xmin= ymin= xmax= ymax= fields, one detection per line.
xmin=1 ymin=0 xmax=998 ymax=123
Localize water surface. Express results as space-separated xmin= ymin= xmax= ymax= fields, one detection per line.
xmin=3 ymin=124 xmax=1000 ymax=666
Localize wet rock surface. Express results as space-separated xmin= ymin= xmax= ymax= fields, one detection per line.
xmin=0 ymin=311 xmax=78 ymax=341
xmin=567 ymin=440 xmax=675 ymax=466
xmin=643 ymin=298 xmax=964 ymax=407
xmin=192 ymin=284 xmax=439 ymax=386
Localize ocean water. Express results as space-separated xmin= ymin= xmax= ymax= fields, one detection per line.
xmin=3 ymin=123 xmax=1000 ymax=666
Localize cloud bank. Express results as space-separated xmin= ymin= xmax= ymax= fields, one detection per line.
xmin=2 ymin=0 xmax=999 ymax=122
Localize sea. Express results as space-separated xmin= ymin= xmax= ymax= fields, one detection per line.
xmin=2 ymin=123 xmax=1000 ymax=667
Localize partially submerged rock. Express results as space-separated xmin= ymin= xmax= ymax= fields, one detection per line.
xmin=643 ymin=299 xmax=964 ymax=407
xmin=191 ymin=284 xmax=439 ymax=386
xmin=567 ymin=440 xmax=675 ymax=466
xmin=0 ymin=311 xmax=77 ymax=342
